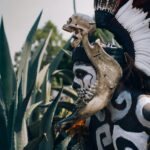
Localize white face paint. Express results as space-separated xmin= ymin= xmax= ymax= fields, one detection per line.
xmin=72 ymin=62 xmax=97 ymax=106
xmin=73 ymin=62 xmax=97 ymax=90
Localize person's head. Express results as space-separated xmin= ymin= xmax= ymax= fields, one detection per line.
xmin=72 ymin=46 xmax=97 ymax=101
xmin=72 ymin=43 xmax=150 ymax=95
xmin=72 ymin=44 xmax=126 ymax=91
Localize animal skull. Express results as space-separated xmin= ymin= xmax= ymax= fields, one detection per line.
xmin=63 ymin=13 xmax=96 ymax=47
xmin=59 ymin=13 xmax=122 ymax=125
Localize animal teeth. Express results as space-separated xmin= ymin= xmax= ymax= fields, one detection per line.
xmin=75 ymin=82 xmax=97 ymax=109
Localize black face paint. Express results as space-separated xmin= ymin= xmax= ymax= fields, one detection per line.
xmin=75 ymin=69 xmax=88 ymax=80
xmin=74 ymin=68 xmax=95 ymax=90
xmin=72 ymin=82 xmax=81 ymax=90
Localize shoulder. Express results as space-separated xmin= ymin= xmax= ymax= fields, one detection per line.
xmin=136 ymin=95 xmax=150 ymax=129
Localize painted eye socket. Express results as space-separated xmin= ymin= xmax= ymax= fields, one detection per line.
xmin=75 ymin=69 xmax=88 ymax=79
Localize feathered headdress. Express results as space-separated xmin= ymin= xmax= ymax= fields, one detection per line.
xmin=94 ymin=0 xmax=150 ymax=76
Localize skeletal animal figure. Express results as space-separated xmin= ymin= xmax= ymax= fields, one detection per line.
xmin=63 ymin=13 xmax=96 ymax=48
xmin=62 ymin=13 xmax=122 ymax=119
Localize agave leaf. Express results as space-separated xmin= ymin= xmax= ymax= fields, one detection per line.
xmin=0 ymin=18 xmax=16 ymax=110
xmin=0 ymin=80 xmax=8 ymax=149
xmin=15 ymin=82 xmax=35 ymax=132
xmin=52 ymin=69 xmax=73 ymax=85
xmin=28 ymin=31 xmax=52 ymax=89
xmin=30 ymin=30 xmax=52 ymax=73
xmin=40 ymin=70 xmax=51 ymax=104
xmin=28 ymin=119 xmax=42 ymax=139
xmin=0 ymin=19 xmax=17 ymax=150
xmin=55 ymin=135 xmax=72 ymax=150
xmin=23 ymin=134 xmax=46 ymax=150
xmin=36 ymin=64 xmax=49 ymax=90
xmin=52 ymin=86 xmax=77 ymax=100
xmin=0 ymin=101 xmax=8 ymax=149
xmin=17 ymin=11 xmax=42 ymax=97
xmin=28 ymin=30 xmax=52 ymax=94
xmin=48 ymin=50 xmax=65 ymax=82
xmin=39 ymin=88 xmax=63 ymax=150
xmin=7 ymin=79 xmax=23 ymax=150
xmin=14 ymin=82 xmax=35 ymax=150
xmin=54 ymin=131 xmax=68 ymax=147
xmin=62 ymin=49 xmax=72 ymax=57
xmin=17 ymin=77 xmax=23 ymax=107
xmin=48 ymin=36 xmax=73 ymax=82
xmin=25 ymin=101 xmax=42 ymax=121
xmin=63 ymin=36 xmax=72 ymax=50
xmin=8 ymin=100 xmax=17 ymax=150
xmin=58 ymin=102 xmax=76 ymax=112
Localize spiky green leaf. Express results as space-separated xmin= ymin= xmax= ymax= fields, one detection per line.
xmin=52 ymin=69 xmax=73 ymax=85
xmin=17 ymin=11 xmax=42 ymax=97
xmin=48 ymin=37 xmax=72 ymax=82
xmin=39 ymin=88 xmax=63 ymax=150
xmin=58 ymin=102 xmax=76 ymax=112
xmin=0 ymin=18 xmax=16 ymax=109
xmin=55 ymin=135 xmax=72 ymax=150
xmin=15 ymin=82 xmax=35 ymax=132
xmin=27 ymin=30 xmax=51 ymax=94
xmin=0 ymin=80 xmax=8 ymax=149
xmin=24 ymin=134 xmax=46 ymax=150
xmin=52 ymin=86 xmax=77 ymax=100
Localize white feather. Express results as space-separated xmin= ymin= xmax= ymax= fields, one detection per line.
xmin=116 ymin=0 xmax=150 ymax=76
xmin=116 ymin=0 xmax=133 ymax=19
xmin=131 ymin=19 xmax=150 ymax=32
xmin=132 ymin=31 xmax=150 ymax=39
xmin=135 ymin=61 xmax=150 ymax=76
xmin=136 ymin=52 xmax=150 ymax=58
xmin=123 ymin=11 xmax=147 ymax=29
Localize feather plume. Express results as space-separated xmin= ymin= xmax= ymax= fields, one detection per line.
xmin=94 ymin=0 xmax=123 ymax=14
xmin=116 ymin=0 xmax=150 ymax=76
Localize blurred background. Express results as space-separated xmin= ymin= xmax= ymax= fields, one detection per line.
xmin=0 ymin=0 xmax=93 ymax=60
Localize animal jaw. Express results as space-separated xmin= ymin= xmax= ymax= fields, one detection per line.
xmin=76 ymin=81 xmax=98 ymax=109
xmin=62 ymin=13 xmax=96 ymax=48
xmin=63 ymin=13 xmax=122 ymax=119
xmin=74 ymin=39 xmax=122 ymax=118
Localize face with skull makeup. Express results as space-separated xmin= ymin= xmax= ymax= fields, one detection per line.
xmin=72 ymin=62 xmax=98 ymax=107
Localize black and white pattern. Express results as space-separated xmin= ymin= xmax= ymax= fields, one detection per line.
xmin=96 ymin=123 xmax=112 ymax=150
xmin=108 ymin=91 xmax=132 ymax=122
xmin=73 ymin=63 xmax=97 ymax=107
xmin=72 ymin=62 xmax=150 ymax=150
xmin=73 ymin=63 xmax=97 ymax=90
xmin=89 ymin=91 xmax=150 ymax=150
xmin=136 ymin=95 xmax=150 ymax=129
xmin=112 ymin=125 xmax=149 ymax=150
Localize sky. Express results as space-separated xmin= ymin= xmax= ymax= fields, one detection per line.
xmin=0 ymin=0 xmax=94 ymax=61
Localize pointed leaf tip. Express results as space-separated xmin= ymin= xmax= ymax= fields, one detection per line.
xmin=26 ymin=11 xmax=43 ymax=43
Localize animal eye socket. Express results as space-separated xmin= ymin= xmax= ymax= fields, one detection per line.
xmin=67 ymin=18 xmax=72 ymax=24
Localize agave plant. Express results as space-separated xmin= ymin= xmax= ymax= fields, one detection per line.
xmin=0 ymin=11 xmax=78 ymax=150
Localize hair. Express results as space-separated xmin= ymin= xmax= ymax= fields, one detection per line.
xmin=72 ymin=44 xmax=150 ymax=94
xmin=122 ymin=53 xmax=150 ymax=94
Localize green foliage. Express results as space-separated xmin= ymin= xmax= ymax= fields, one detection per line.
xmin=0 ymin=12 xmax=76 ymax=150
xmin=34 ymin=21 xmax=66 ymax=65
xmin=0 ymin=9 xmax=123 ymax=149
